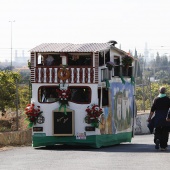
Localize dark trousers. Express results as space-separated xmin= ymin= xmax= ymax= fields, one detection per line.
xmin=154 ymin=126 xmax=169 ymax=148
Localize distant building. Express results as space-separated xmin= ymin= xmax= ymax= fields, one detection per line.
xmin=14 ymin=50 xmax=29 ymax=65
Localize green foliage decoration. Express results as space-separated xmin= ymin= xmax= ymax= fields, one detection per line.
xmin=122 ymin=55 xmax=133 ymax=66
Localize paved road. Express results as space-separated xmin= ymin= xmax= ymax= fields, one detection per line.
xmin=0 ymin=134 xmax=170 ymax=170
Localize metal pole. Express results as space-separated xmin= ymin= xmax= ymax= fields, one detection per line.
xmin=9 ymin=20 xmax=15 ymax=69
xmin=142 ymin=57 xmax=145 ymax=112
xmin=132 ymin=60 xmax=138 ymax=137
xmin=142 ymin=78 xmax=145 ymax=112
xmin=16 ymin=79 xmax=19 ymax=131
xmin=149 ymin=78 xmax=153 ymax=107
xmin=153 ymin=59 xmax=156 ymax=81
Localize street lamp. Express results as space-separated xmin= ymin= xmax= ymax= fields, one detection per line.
xmin=9 ymin=20 xmax=15 ymax=69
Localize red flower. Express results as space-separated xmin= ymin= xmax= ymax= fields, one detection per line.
xmin=85 ymin=104 xmax=103 ymax=119
xmin=24 ymin=103 xmax=42 ymax=125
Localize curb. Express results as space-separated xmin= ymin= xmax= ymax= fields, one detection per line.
xmin=135 ymin=113 xmax=150 ymax=135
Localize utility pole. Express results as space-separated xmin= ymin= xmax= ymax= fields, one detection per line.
xmin=153 ymin=59 xmax=156 ymax=81
xmin=148 ymin=77 xmax=153 ymax=107
xmin=142 ymin=55 xmax=146 ymax=112
xmin=15 ymin=79 xmax=19 ymax=131
xmin=9 ymin=20 xmax=15 ymax=69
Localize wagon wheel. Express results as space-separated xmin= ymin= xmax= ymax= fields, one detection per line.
xmin=57 ymin=68 xmax=70 ymax=81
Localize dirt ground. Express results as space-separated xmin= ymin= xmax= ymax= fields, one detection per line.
xmin=0 ymin=145 xmax=13 ymax=151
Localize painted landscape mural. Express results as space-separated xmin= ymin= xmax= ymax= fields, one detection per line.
xmin=99 ymin=82 xmax=134 ymax=134
xmin=112 ymin=82 xmax=134 ymax=133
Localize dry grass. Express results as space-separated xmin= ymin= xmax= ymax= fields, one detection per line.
xmin=0 ymin=110 xmax=28 ymax=132
xmin=0 ymin=110 xmax=29 ymax=149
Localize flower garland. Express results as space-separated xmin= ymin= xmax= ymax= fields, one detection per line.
xmin=85 ymin=104 xmax=103 ymax=128
xmin=56 ymin=88 xmax=71 ymax=114
xmin=56 ymin=88 xmax=70 ymax=104
xmin=25 ymin=103 xmax=43 ymax=128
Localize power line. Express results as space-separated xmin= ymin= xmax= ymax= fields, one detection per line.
xmin=0 ymin=48 xmax=30 ymax=49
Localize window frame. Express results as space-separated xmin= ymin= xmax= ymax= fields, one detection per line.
xmin=69 ymin=86 xmax=91 ymax=104
xmin=67 ymin=53 xmax=93 ymax=66
xmin=36 ymin=53 xmax=62 ymax=66
xmin=38 ymin=85 xmax=91 ymax=104
xmin=38 ymin=85 xmax=59 ymax=103
xmin=98 ymin=87 xmax=109 ymax=107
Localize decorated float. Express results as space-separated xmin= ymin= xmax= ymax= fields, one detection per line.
xmin=27 ymin=41 xmax=137 ymax=148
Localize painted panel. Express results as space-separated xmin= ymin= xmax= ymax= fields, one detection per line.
xmin=111 ymin=82 xmax=133 ymax=133
xmin=99 ymin=82 xmax=134 ymax=135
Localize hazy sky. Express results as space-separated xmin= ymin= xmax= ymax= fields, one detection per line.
xmin=0 ymin=0 xmax=170 ymax=61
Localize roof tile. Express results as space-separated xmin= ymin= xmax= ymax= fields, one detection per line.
xmin=30 ymin=43 xmax=112 ymax=53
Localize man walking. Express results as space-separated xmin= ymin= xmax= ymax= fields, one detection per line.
xmin=147 ymin=86 xmax=170 ymax=151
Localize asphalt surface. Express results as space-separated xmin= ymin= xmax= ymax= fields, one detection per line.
xmin=0 ymin=134 xmax=170 ymax=170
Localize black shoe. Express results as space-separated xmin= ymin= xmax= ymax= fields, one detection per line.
xmin=160 ymin=147 xmax=168 ymax=151
xmin=155 ymin=139 xmax=160 ymax=149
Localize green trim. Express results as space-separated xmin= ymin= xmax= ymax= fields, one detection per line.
xmin=120 ymin=75 xmax=126 ymax=84
xmin=32 ymin=132 xmax=132 ymax=148
xmin=104 ymin=79 xmax=110 ymax=89
xmin=158 ymin=94 xmax=166 ymax=98
xmin=59 ymin=104 xmax=67 ymax=115
xmin=130 ymin=76 xmax=135 ymax=85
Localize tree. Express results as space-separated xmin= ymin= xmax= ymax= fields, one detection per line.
xmin=18 ymin=84 xmax=30 ymax=108
xmin=0 ymin=71 xmax=21 ymax=113
xmin=136 ymin=82 xmax=170 ymax=111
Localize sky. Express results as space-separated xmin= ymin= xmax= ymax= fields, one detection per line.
xmin=0 ymin=0 xmax=170 ymax=62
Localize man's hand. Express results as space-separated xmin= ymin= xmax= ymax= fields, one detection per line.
xmin=147 ymin=117 xmax=151 ymax=122
xmin=166 ymin=118 xmax=170 ymax=122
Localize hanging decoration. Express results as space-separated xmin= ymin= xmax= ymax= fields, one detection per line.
xmin=56 ymin=84 xmax=71 ymax=115
xmin=122 ymin=55 xmax=133 ymax=67
xmin=120 ymin=75 xmax=126 ymax=84
xmin=130 ymin=76 xmax=135 ymax=85
xmin=84 ymin=104 xmax=103 ymax=128
xmin=121 ymin=54 xmax=134 ymax=78
xmin=57 ymin=65 xmax=70 ymax=81
xmin=104 ymin=79 xmax=110 ymax=90
xmin=25 ymin=103 xmax=43 ymax=128
xmin=106 ymin=61 xmax=115 ymax=70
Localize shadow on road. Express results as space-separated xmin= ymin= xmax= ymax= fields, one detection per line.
xmin=35 ymin=143 xmax=170 ymax=153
